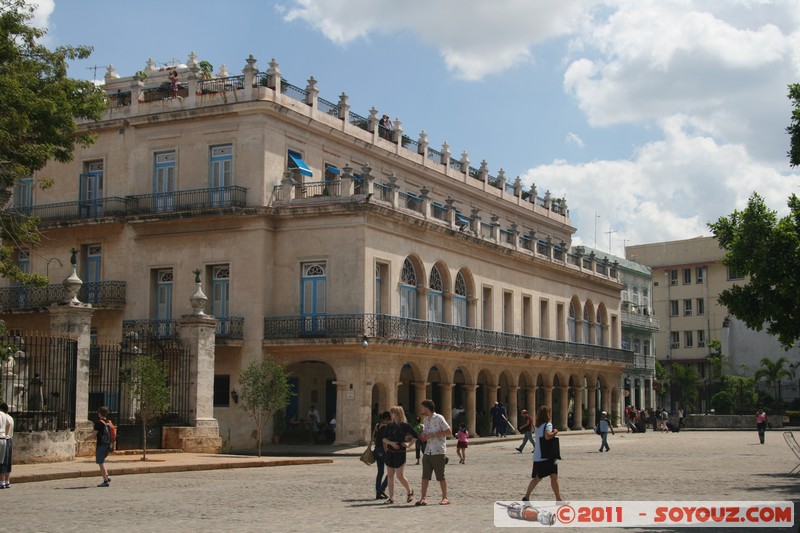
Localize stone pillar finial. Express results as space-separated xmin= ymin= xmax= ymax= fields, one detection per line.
xmin=190 ymin=269 xmax=208 ymax=315
xmin=62 ymin=248 xmax=83 ymax=305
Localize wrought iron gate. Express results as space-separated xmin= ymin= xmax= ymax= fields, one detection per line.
xmin=88 ymin=335 xmax=191 ymax=450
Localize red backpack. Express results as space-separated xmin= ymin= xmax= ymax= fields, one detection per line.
xmin=100 ymin=419 xmax=117 ymax=447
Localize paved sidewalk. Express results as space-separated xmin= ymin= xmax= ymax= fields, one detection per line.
xmin=10 ymin=432 xmax=550 ymax=484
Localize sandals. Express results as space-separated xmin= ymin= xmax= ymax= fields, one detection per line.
xmin=415 ymin=500 xmax=428 ymax=506
xmin=439 ymin=498 xmax=450 ymax=505
xmin=406 ymin=490 xmax=414 ymax=503
xmin=383 ymin=498 xmax=394 ymax=505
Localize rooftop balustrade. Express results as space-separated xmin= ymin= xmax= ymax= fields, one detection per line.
xmin=263 ymin=313 xmax=634 ymax=365
xmin=621 ymin=310 xmax=660 ymax=331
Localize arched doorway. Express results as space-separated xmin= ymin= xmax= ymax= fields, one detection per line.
xmin=284 ymin=360 xmax=337 ymax=442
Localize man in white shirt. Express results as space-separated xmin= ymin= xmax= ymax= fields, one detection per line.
xmin=415 ymin=399 xmax=451 ymax=506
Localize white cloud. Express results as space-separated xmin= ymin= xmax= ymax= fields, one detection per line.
xmin=30 ymin=0 xmax=55 ymax=41
xmin=281 ymin=0 xmax=600 ymax=80
xmin=524 ymin=116 xmax=796 ymax=252
xmin=565 ymin=132 xmax=586 ymax=149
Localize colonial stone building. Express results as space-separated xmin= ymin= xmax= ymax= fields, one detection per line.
xmin=2 ymin=53 xmax=633 ymax=450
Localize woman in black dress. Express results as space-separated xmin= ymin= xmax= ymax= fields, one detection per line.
xmin=379 ymin=405 xmax=419 ymax=504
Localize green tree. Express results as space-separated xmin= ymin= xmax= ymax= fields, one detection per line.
xmin=669 ymin=364 xmax=702 ymax=412
xmin=123 ymin=355 xmax=171 ymax=461
xmin=238 ymin=356 xmax=292 ymax=457
xmin=0 ymin=0 xmax=106 ymax=285
xmin=754 ymin=357 xmax=793 ymax=415
xmin=708 ymin=192 xmax=800 ymax=349
xmin=788 ymin=83 xmax=800 ymax=167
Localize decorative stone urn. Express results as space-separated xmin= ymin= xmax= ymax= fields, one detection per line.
xmin=189 ymin=269 xmax=208 ymax=315
xmin=62 ymin=248 xmax=83 ymax=304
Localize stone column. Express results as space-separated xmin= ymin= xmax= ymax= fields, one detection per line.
xmin=572 ymin=386 xmax=584 ymax=429
xmin=526 ymin=386 xmax=537 ymax=418
xmin=586 ymin=385 xmax=597 ymax=428
xmin=49 ymin=304 xmax=94 ymax=433
xmin=413 ymin=382 xmax=429 ymax=416
xmin=540 ymin=386 xmax=554 ymax=412
xmin=178 ymin=315 xmax=218 ymax=425
xmin=464 ymin=384 xmax=478 ymax=436
xmin=389 ymin=382 xmax=401 ymax=409
xmin=558 ymin=386 xmax=570 ymax=430
xmin=507 ymin=386 xmax=519 ymax=428
xmin=602 ymin=386 xmax=612 ymax=418
xmin=243 ymin=54 xmax=257 ymax=100
xmin=333 ymin=381 xmax=347 ymax=445
xmin=438 ymin=382 xmax=453 ymax=427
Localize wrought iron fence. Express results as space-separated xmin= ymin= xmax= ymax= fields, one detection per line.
xmin=402 ymin=136 xmax=420 ymax=153
xmin=197 ymin=75 xmax=245 ymax=94
xmin=216 ymin=317 xmax=244 ymax=339
xmin=318 ymin=97 xmax=340 ymax=117
xmin=0 ymin=281 xmax=126 ymax=312
xmin=142 ymin=83 xmax=189 ymax=102
xmin=348 ymin=111 xmax=370 ymax=131
xmin=294 ymin=180 xmax=341 ymax=198
xmin=432 ymin=203 xmax=448 ymax=221
xmin=263 ymin=314 xmax=634 ymax=364
xmin=374 ymin=182 xmax=392 ymax=202
xmin=19 ymin=197 xmax=129 ymax=222
xmin=125 ymin=185 xmax=247 ymax=216
xmin=0 ymin=333 xmax=77 ymax=432
xmin=122 ymin=319 xmax=179 ymax=340
xmin=449 ymin=158 xmax=463 ymax=172
xmin=282 ymin=81 xmax=309 ymax=104
xmin=90 ymin=338 xmax=192 ymax=449
xmin=427 ymin=147 xmax=443 ymax=164
xmin=108 ymin=91 xmax=131 ymax=107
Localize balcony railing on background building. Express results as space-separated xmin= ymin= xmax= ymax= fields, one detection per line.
xmin=263 ymin=314 xmax=634 ymax=365
xmin=216 ymin=317 xmax=244 ymax=340
xmin=0 ymin=281 xmax=126 ymax=312
xmin=621 ymin=311 xmax=660 ymax=331
xmin=122 ymin=317 xmax=245 ymax=341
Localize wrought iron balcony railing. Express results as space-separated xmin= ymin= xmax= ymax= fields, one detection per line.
xmin=16 ymin=186 xmax=248 ymax=226
xmin=122 ymin=319 xmax=179 ymax=340
xmin=621 ymin=310 xmax=660 ymax=331
xmin=263 ymin=314 xmax=634 ymax=365
xmin=216 ymin=317 xmax=244 ymax=339
xmin=0 ymin=281 xmax=126 ymax=312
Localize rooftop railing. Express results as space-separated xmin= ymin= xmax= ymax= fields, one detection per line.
xmin=621 ymin=310 xmax=660 ymax=331
xmin=263 ymin=313 xmax=634 ymax=364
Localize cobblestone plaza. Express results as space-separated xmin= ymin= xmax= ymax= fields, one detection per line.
xmin=4 ymin=430 xmax=799 ymax=532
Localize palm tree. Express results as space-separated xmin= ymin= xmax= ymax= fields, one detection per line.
xmin=754 ymin=357 xmax=793 ymax=414
xmin=669 ymin=364 xmax=702 ymax=412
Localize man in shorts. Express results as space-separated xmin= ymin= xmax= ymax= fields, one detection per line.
xmin=85 ymin=406 xmax=113 ymax=487
xmin=415 ymin=399 xmax=451 ymax=506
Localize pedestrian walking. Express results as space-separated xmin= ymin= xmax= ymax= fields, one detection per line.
xmin=0 ymin=403 xmax=12 ymax=488
xmin=495 ymin=402 xmax=508 ymax=437
xmin=597 ymin=410 xmax=614 ymax=452
xmin=416 ymin=399 xmax=451 ymax=506
xmin=456 ymin=423 xmax=469 ymax=464
xmin=515 ymin=409 xmax=534 ymax=453
xmin=522 ymin=405 xmax=562 ymax=502
xmin=755 ymin=407 xmax=768 ymax=444
xmin=371 ymin=411 xmax=390 ymax=499
xmin=379 ymin=406 xmax=418 ymax=505
xmin=490 ymin=402 xmax=499 ymax=436
xmin=678 ymin=408 xmax=685 ymax=428
xmin=413 ymin=416 xmax=426 ymax=465
xmin=85 ymin=406 xmax=114 ymax=487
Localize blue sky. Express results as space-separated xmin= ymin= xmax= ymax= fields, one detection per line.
xmin=36 ymin=0 xmax=800 ymax=255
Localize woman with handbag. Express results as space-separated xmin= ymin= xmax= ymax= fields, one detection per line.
xmin=522 ymin=405 xmax=562 ymax=502
xmin=372 ymin=412 xmax=391 ymax=499
xmin=380 ymin=406 xmax=419 ymax=504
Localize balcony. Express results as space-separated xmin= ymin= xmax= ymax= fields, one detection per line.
xmin=621 ymin=310 xmax=660 ymax=331
xmin=15 ymin=186 xmax=248 ymax=227
xmin=263 ymin=314 xmax=634 ymax=365
xmin=0 ymin=281 xmax=126 ymax=312
xmin=122 ymin=316 xmax=245 ymax=343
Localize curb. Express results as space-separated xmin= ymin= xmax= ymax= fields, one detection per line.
xmin=12 ymin=457 xmax=333 ymax=485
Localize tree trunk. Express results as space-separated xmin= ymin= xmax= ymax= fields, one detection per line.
xmin=141 ymin=417 xmax=148 ymax=461
xmin=256 ymin=429 xmax=262 ymax=457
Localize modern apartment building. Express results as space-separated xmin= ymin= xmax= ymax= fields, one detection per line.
xmin=2 ymin=54 xmax=633 ymax=450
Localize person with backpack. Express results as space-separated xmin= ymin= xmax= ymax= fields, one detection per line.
xmin=596 ymin=410 xmax=614 ymax=452
xmin=85 ymin=406 xmax=116 ymax=487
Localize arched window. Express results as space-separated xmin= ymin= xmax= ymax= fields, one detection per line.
xmin=400 ymin=259 xmax=417 ymax=319
xmin=301 ymin=262 xmax=327 ymax=333
xmin=595 ymin=308 xmax=604 ymax=346
xmin=453 ymin=271 xmax=467 ymax=327
xmin=427 ymin=265 xmax=443 ymax=323
xmin=568 ymin=302 xmax=577 ymax=342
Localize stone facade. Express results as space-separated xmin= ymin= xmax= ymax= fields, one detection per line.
xmin=2 ymin=54 xmax=635 ymax=451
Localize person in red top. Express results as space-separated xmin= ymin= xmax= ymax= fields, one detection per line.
xmin=755 ymin=407 xmax=768 ymax=444
xmin=515 ymin=409 xmax=534 ymax=453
